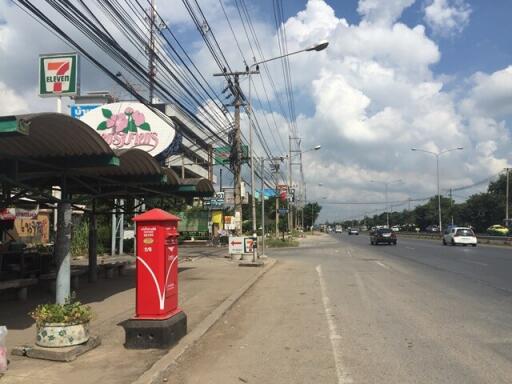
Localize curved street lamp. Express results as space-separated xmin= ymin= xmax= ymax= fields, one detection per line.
xmin=411 ymin=147 xmax=464 ymax=232
xmin=247 ymin=42 xmax=328 ymax=240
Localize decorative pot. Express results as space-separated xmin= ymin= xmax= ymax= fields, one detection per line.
xmin=36 ymin=322 xmax=89 ymax=348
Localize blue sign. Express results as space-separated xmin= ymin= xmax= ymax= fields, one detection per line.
xmin=70 ymin=104 xmax=100 ymax=119
xmin=279 ymin=208 xmax=288 ymax=215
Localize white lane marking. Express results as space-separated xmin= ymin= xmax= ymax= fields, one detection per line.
xmin=374 ymin=260 xmax=390 ymax=270
xmin=346 ymin=248 xmax=353 ymax=257
xmin=316 ymin=265 xmax=353 ymax=384
xmin=461 ymin=259 xmax=488 ymax=266
xmin=405 ymin=246 xmax=415 ymax=250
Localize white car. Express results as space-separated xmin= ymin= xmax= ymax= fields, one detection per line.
xmin=442 ymin=227 xmax=477 ymax=247
xmin=348 ymin=228 xmax=359 ymax=235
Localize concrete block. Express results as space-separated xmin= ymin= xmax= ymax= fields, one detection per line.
xmin=11 ymin=335 xmax=101 ymax=362
xmin=238 ymin=260 xmax=264 ymax=267
xmin=122 ymin=311 xmax=187 ymax=349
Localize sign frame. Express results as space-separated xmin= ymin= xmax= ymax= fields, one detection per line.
xmin=39 ymin=53 xmax=79 ymax=97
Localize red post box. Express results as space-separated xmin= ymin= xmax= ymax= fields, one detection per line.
xmin=133 ymin=208 xmax=181 ymax=319
xmin=122 ymin=208 xmax=187 ymax=349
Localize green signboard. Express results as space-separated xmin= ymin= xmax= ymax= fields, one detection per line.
xmin=39 ymin=53 xmax=79 ymax=97
xmin=214 ymin=145 xmax=249 ymax=165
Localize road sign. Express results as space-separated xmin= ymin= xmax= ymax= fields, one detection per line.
xmin=279 ymin=208 xmax=288 ymax=215
xmin=203 ymin=197 xmax=224 ymax=209
xmin=228 ymin=236 xmax=244 ymax=254
xmin=244 ymin=237 xmax=257 ymax=253
xmin=213 ymin=145 xmax=249 ymax=165
xmin=70 ymin=104 xmax=99 ymax=119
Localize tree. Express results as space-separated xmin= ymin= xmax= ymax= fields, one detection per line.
xmin=303 ymin=202 xmax=322 ymax=228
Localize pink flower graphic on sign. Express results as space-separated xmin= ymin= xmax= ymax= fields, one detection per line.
xmin=97 ymin=107 xmax=151 ymax=133
xmin=132 ymin=111 xmax=145 ymax=126
xmin=106 ymin=113 xmax=128 ymax=133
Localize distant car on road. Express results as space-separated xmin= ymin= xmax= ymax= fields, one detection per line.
xmin=391 ymin=225 xmax=400 ymax=232
xmin=443 ymin=227 xmax=477 ymax=246
xmin=370 ymin=228 xmax=397 ymax=245
xmin=348 ymin=228 xmax=359 ymax=235
xmin=335 ymin=225 xmax=343 ymax=233
xmin=425 ymin=225 xmax=440 ymax=233
xmin=487 ymin=224 xmax=509 ymax=236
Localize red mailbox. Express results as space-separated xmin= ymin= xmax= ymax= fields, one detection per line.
xmin=133 ymin=208 xmax=181 ymax=320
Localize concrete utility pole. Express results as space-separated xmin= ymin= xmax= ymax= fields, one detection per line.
xmin=213 ymin=72 xmax=245 ymax=235
xmin=288 ymin=136 xmax=293 ymax=232
xmin=233 ymin=74 xmax=243 ymax=235
xmin=148 ymin=0 xmax=156 ymax=103
xmin=506 ymin=168 xmax=510 ymax=223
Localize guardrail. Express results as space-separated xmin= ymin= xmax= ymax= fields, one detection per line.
xmin=398 ymin=232 xmax=512 ymax=246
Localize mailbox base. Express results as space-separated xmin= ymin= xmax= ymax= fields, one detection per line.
xmin=122 ymin=311 xmax=187 ymax=349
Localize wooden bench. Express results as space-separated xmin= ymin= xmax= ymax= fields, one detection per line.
xmin=98 ymin=261 xmax=130 ymax=279
xmin=39 ymin=268 xmax=88 ymax=292
xmin=0 ymin=278 xmax=38 ymax=300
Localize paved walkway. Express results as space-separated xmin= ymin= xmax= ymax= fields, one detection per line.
xmin=0 ymin=246 xmax=264 ymax=384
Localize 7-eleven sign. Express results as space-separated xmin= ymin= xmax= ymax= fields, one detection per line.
xmin=39 ymin=53 xmax=79 ymax=97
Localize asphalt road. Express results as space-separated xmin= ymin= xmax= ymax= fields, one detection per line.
xmin=167 ymin=234 xmax=512 ymax=383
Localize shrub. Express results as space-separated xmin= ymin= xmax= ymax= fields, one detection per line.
xmin=30 ymin=297 xmax=93 ymax=326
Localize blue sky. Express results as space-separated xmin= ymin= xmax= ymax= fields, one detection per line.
xmin=1 ymin=0 xmax=512 ymax=223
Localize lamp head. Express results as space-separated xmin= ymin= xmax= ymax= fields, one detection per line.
xmin=314 ymin=145 xmax=321 ymax=150
xmin=306 ymin=41 xmax=329 ymax=52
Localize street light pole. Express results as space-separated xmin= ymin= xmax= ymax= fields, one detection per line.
xmin=411 ymin=147 xmax=464 ymax=233
xmin=436 ymin=154 xmax=441 ymax=233
xmin=371 ymin=179 xmax=401 ymax=228
xmin=245 ymin=42 xmax=328 ymax=238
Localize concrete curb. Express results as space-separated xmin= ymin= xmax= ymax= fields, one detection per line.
xmin=131 ymin=258 xmax=277 ymax=384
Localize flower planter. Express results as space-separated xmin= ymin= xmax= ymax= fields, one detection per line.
xmin=36 ymin=322 xmax=90 ymax=348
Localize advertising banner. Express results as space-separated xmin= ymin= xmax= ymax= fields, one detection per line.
xmin=39 ymin=53 xmax=79 ymax=97
xmin=80 ymin=102 xmax=176 ymax=157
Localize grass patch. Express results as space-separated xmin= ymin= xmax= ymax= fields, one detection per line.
xmin=266 ymin=237 xmax=299 ymax=248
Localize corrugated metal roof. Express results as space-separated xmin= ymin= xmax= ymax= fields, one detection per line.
xmin=94 ymin=149 xmax=162 ymax=176
xmin=161 ymin=167 xmax=180 ymax=185
xmin=0 ymin=113 xmax=114 ymax=159
xmin=180 ymin=178 xmax=214 ymax=193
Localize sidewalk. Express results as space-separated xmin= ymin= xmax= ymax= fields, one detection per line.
xmin=0 ymin=247 xmax=270 ymax=384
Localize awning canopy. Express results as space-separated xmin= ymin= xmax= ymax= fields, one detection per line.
xmin=0 ymin=113 xmax=214 ymax=204
xmin=0 ymin=113 xmax=118 ymax=167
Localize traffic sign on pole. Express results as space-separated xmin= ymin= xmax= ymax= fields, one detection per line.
xmin=228 ymin=236 xmax=244 ymax=254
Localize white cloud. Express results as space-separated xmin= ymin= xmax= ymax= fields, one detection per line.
xmin=358 ymin=0 xmax=416 ymax=26
xmin=0 ymin=82 xmax=28 ymax=115
xmin=461 ymin=66 xmax=512 ymax=118
xmin=424 ymin=0 xmax=471 ymax=36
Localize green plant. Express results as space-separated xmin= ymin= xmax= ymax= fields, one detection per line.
xmin=266 ymin=238 xmax=299 ymax=248
xmin=71 ymin=220 xmax=89 ymax=257
xmin=30 ymin=296 xmax=93 ymax=326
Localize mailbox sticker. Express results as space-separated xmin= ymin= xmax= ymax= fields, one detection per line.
xmin=143 ymin=238 xmax=154 ymax=244
xmin=136 ymin=254 xmax=178 ymax=310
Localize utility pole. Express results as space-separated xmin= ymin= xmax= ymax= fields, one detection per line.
xmin=233 ymin=74 xmax=242 ymax=235
xmin=506 ymin=168 xmax=510 ymax=224
xmin=213 ymin=72 xmax=245 ymax=235
xmin=288 ymin=135 xmax=293 ymax=232
xmin=148 ymin=0 xmax=156 ymax=103
xmin=449 ymin=188 xmax=454 ymax=225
